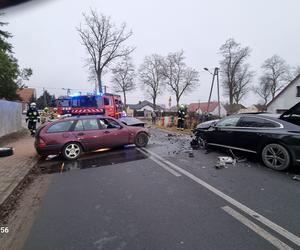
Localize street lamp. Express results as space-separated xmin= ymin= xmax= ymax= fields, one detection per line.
xmin=203 ymin=67 xmax=221 ymax=117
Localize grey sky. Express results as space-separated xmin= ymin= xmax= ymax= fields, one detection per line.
xmin=4 ymin=0 xmax=300 ymax=106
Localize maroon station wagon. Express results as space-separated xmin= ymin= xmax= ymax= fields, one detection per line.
xmin=35 ymin=115 xmax=150 ymax=160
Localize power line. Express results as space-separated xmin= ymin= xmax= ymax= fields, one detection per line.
xmin=26 ymin=85 xmax=93 ymax=91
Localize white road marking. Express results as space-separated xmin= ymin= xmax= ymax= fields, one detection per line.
xmin=136 ymin=148 xmax=181 ymax=177
xmin=141 ymin=147 xmax=300 ymax=247
xmin=222 ymin=206 xmax=293 ymax=250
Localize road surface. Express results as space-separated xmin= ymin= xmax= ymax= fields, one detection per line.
xmin=23 ymin=128 xmax=300 ymax=250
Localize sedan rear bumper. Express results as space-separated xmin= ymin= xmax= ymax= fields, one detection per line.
xmin=35 ymin=144 xmax=62 ymax=156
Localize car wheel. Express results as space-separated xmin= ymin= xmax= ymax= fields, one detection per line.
xmin=0 ymin=147 xmax=13 ymax=157
xmin=135 ymin=132 xmax=149 ymax=147
xmin=261 ymin=143 xmax=290 ymax=171
xmin=62 ymin=142 xmax=82 ymax=160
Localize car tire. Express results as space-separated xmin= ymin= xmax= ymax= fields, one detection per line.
xmin=62 ymin=142 xmax=82 ymax=160
xmin=135 ymin=132 xmax=149 ymax=147
xmin=261 ymin=143 xmax=290 ymax=171
xmin=0 ymin=147 xmax=13 ymax=157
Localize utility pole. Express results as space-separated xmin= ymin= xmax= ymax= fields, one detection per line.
xmin=204 ymin=67 xmax=221 ymax=117
xmin=62 ymin=88 xmax=71 ymax=96
xmin=104 ymin=85 xmax=108 ymax=93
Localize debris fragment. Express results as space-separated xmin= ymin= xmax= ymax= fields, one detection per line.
xmin=215 ymin=156 xmax=237 ymax=169
xmin=188 ymin=152 xmax=194 ymax=158
xmin=215 ymin=161 xmax=226 ymax=169
xmin=292 ymin=175 xmax=300 ymax=181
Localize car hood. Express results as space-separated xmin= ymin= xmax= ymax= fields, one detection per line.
xmin=279 ymin=102 xmax=300 ymax=126
xmin=119 ymin=117 xmax=145 ymax=127
xmin=195 ymin=119 xmax=219 ymax=130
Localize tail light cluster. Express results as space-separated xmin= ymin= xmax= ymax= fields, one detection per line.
xmin=38 ymin=137 xmax=47 ymax=147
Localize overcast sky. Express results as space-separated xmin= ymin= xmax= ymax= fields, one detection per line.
xmin=3 ymin=0 xmax=300 ymax=106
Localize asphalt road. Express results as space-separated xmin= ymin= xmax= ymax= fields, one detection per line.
xmin=24 ymin=128 xmax=300 ymax=250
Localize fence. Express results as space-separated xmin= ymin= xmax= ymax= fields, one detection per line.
xmin=0 ymin=100 xmax=22 ymax=137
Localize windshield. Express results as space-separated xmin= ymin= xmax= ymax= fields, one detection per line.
xmin=71 ymin=96 xmax=98 ymax=107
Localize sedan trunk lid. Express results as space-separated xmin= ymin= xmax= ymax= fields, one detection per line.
xmin=279 ymin=102 xmax=300 ymax=126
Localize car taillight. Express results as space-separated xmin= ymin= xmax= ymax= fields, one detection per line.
xmin=38 ymin=137 xmax=47 ymax=147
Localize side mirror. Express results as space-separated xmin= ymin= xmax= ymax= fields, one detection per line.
xmin=210 ymin=122 xmax=217 ymax=128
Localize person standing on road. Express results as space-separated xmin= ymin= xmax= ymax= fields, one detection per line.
xmin=40 ymin=107 xmax=50 ymax=124
xmin=177 ymin=105 xmax=186 ymax=131
xmin=151 ymin=110 xmax=157 ymax=125
xmin=26 ymin=102 xmax=40 ymax=136
xmin=49 ymin=107 xmax=59 ymax=120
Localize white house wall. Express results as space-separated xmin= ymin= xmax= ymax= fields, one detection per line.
xmin=137 ymin=105 xmax=154 ymax=111
xmin=267 ymin=77 xmax=300 ymax=113
xmin=211 ymin=105 xmax=227 ymax=117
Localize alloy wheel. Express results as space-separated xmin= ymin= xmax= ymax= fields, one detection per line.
xmin=262 ymin=144 xmax=290 ymax=170
xmin=64 ymin=143 xmax=81 ymax=159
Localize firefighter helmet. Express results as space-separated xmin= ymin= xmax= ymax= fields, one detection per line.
xmin=30 ymin=102 xmax=36 ymax=108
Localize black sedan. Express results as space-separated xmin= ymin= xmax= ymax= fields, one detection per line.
xmin=193 ymin=103 xmax=300 ymax=170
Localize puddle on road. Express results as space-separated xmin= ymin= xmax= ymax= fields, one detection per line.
xmin=38 ymin=146 xmax=148 ymax=174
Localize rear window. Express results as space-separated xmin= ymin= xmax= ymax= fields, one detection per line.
xmin=47 ymin=121 xmax=74 ymax=133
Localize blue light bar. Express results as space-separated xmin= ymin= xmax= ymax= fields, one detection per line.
xmin=69 ymin=92 xmax=81 ymax=97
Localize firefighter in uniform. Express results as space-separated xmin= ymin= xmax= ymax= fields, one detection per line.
xmin=49 ymin=107 xmax=59 ymax=120
xmin=26 ymin=103 xmax=40 ymax=135
xmin=177 ymin=105 xmax=186 ymax=131
xmin=40 ymin=107 xmax=50 ymax=124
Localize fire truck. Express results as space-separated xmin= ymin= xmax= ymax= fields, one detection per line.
xmin=55 ymin=93 xmax=123 ymax=118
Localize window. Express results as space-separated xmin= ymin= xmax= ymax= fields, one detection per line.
xmin=96 ymin=96 xmax=103 ymax=107
xmin=103 ymin=97 xmax=110 ymax=106
xmin=297 ymin=86 xmax=300 ymax=97
xmin=237 ymin=116 xmax=279 ymax=128
xmin=84 ymin=119 xmax=99 ymax=130
xmin=74 ymin=120 xmax=84 ymax=131
xmin=57 ymin=99 xmax=70 ymax=107
xmin=72 ymin=97 xmax=79 ymax=107
xmin=79 ymin=96 xmax=97 ymax=107
xmin=216 ymin=116 xmax=240 ymax=127
xmin=47 ymin=121 xmax=74 ymax=133
xmin=99 ymin=118 xmax=121 ymax=129
xmin=74 ymin=119 xmax=99 ymax=131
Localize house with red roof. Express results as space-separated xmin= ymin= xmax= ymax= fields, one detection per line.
xmin=188 ymin=101 xmax=227 ymax=117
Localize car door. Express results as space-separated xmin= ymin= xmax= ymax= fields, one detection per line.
xmin=234 ymin=116 xmax=279 ymax=153
xmin=98 ymin=118 xmax=130 ymax=147
xmin=73 ymin=119 xmax=104 ymax=151
xmin=103 ymin=97 xmax=114 ymax=117
xmin=206 ymin=116 xmax=240 ymax=148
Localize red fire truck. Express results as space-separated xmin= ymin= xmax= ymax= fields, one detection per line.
xmin=55 ymin=93 xmax=123 ymax=118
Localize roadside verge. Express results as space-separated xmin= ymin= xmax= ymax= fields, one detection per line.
xmin=0 ymin=131 xmax=39 ymax=223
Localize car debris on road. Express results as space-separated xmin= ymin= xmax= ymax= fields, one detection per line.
xmin=292 ymin=175 xmax=300 ymax=181
xmin=215 ymin=156 xmax=236 ymax=169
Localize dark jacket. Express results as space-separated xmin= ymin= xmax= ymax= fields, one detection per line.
xmin=26 ymin=108 xmax=40 ymax=122
xmin=177 ymin=108 xmax=186 ymax=120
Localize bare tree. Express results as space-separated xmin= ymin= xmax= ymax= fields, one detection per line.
xmin=233 ymin=64 xmax=254 ymax=104
xmin=252 ymin=75 xmax=272 ymax=105
xmin=162 ymin=51 xmax=199 ymax=107
xmin=261 ymin=55 xmax=290 ymax=99
xmin=111 ymin=56 xmax=135 ymax=107
xmin=77 ymin=9 xmax=134 ymax=92
xmin=292 ymin=65 xmax=300 ymax=78
xmin=219 ymin=38 xmax=252 ymax=105
xmin=139 ymin=54 xmax=165 ymax=109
